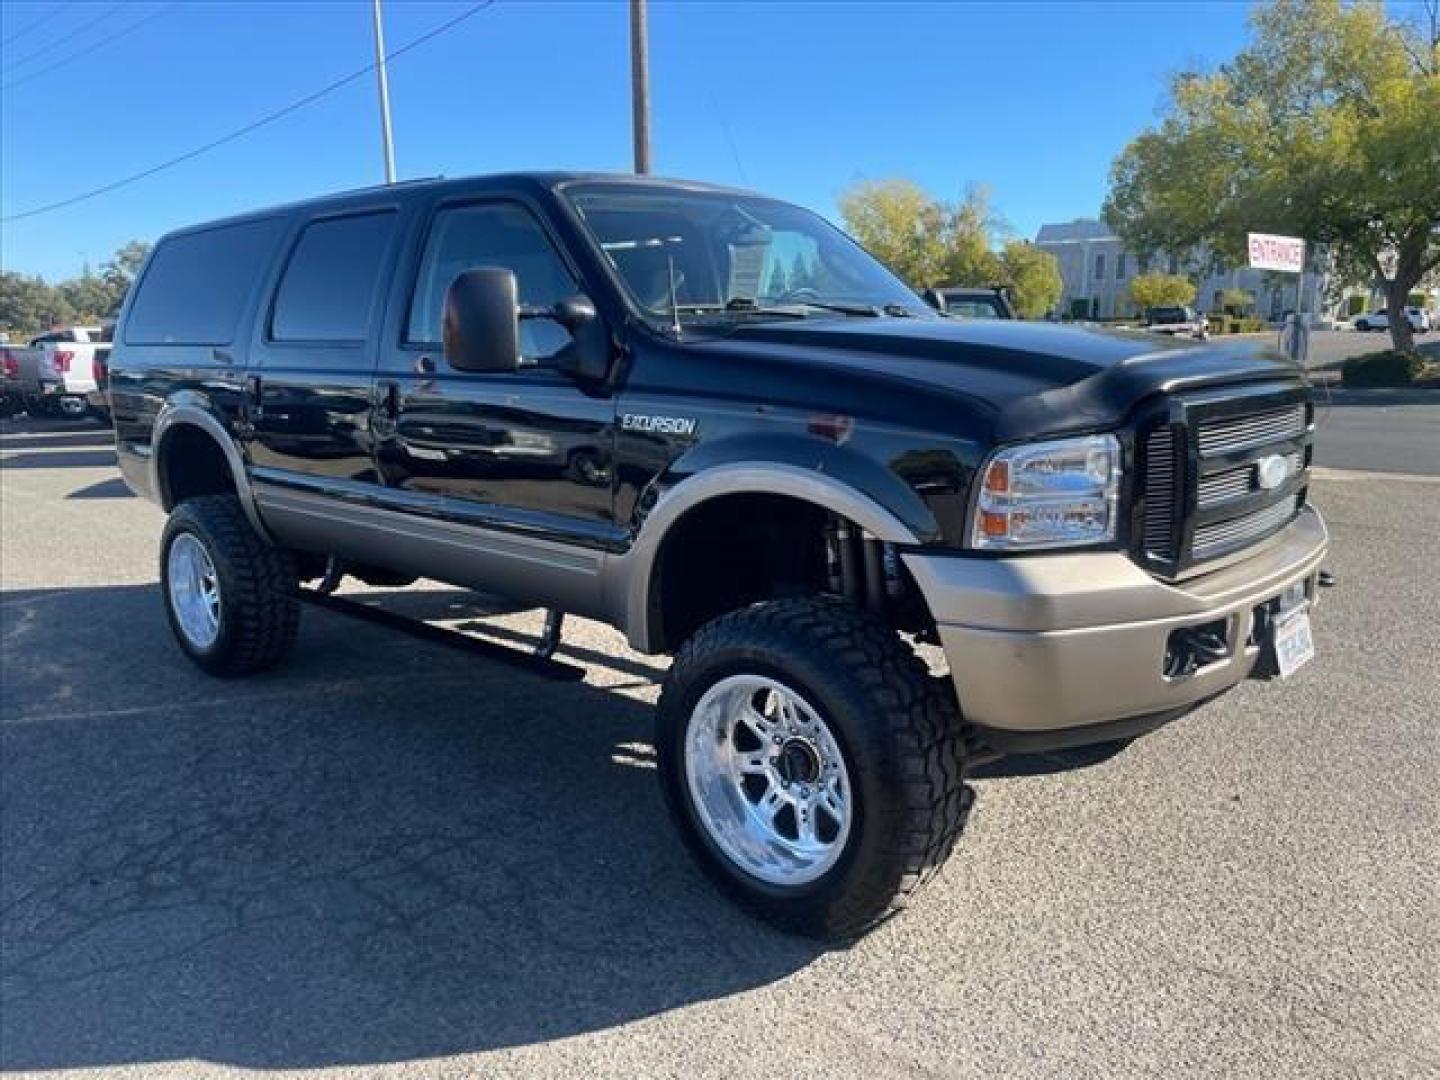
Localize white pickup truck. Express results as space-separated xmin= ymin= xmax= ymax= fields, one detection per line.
xmin=6 ymin=325 xmax=113 ymax=419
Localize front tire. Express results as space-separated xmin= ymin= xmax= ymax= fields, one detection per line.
xmin=656 ymin=598 xmax=972 ymax=941
xmin=160 ymin=495 xmax=300 ymax=676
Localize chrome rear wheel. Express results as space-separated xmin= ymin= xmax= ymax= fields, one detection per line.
xmin=166 ymin=532 xmax=221 ymax=650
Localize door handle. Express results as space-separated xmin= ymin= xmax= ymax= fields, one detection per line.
xmin=245 ymin=375 xmax=263 ymax=419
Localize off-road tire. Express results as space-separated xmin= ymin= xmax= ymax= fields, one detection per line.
xmin=656 ymin=597 xmax=972 ymax=941
xmin=160 ymin=495 xmax=300 ymax=676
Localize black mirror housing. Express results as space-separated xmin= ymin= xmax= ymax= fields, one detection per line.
xmin=443 ymin=268 xmax=520 ymax=373
xmin=550 ymin=294 xmax=611 ymax=381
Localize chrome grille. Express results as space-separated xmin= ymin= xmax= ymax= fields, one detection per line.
xmin=1142 ymin=427 xmax=1177 ymax=558
xmin=1196 ymin=404 xmax=1306 ymax=456
xmin=1192 ymin=495 xmax=1303 ymax=559
xmin=1197 ymin=450 xmax=1304 ymax=508
xmin=1135 ymin=387 xmax=1311 ymax=576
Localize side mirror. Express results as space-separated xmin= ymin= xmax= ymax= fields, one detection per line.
xmin=922 ymin=287 xmax=946 ymax=312
xmin=549 ymin=294 xmax=611 ymax=381
xmin=443 ymin=268 xmax=520 ymax=373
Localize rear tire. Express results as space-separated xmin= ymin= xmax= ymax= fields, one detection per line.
xmin=160 ymin=495 xmax=300 ymax=676
xmin=656 ymin=597 xmax=972 ymax=941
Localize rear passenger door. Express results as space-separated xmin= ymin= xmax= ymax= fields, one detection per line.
xmin=247 ymin=207 xmax=403 ymax=491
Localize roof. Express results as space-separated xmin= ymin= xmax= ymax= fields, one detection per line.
xmin=1034 ymin=219 xmax=1119 ymax=244
xmin=160 ymin=171 xmax=765 ymax=239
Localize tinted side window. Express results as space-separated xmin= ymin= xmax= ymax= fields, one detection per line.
xmin=271 ymin=211 xmax=396 ymax=343
xmin=407 ymin=202 xmax=577 ymax=360
xmin=125 ymin=217 xmax=285 ymax=345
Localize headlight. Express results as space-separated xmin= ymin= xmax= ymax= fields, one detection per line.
xmin=970 ymin=434 xmax=1121 ymax=550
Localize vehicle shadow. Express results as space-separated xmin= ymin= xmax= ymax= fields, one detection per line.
xmin=0 ymin=584 xmax=820 ymax=1073
xmin=0 ymin=449 xmax=117 ymax=469
xmin=66 ymin=477 xmax=134 ymax=499
xmin=970 ymin=739 xmax=1132 ymax=778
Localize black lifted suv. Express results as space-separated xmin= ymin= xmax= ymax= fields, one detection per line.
xmin=109 ymin=173 xmax=1327 ymax=940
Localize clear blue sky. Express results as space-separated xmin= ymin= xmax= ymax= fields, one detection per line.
xmin=1 ymin=0 xmax=1256 ymax=282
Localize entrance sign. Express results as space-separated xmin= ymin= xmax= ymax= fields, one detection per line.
xmin=1248 ymin=233 xmax=1305 ymax=273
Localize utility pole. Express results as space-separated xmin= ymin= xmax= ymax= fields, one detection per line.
xmin=371 ymin=0 xmax=397 ymax=184
xmin=629 ymin=0 xmax=651 ymax=174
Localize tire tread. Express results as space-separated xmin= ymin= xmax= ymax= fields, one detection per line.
xmin=661 ymin=597 xmax=972 ymax=940
xmin=162 ymin=495 xmax=299 ymax=676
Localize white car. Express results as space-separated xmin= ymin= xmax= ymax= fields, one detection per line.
xmin=1353 ymin=307 xmax=1432 ymax=333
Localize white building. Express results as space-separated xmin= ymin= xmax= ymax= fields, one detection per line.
xmin=1034 ymin=219 xmax=1331 ymax=324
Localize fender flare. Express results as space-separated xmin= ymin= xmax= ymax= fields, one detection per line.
xmin=150 ymin=398 xmax=271 ymax=540
xmin=612 ymin=462 xmax=921 ymax=653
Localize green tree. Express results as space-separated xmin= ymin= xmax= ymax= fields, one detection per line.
xmin=998 ymin=240 xmax=1063 ymax=318
xmin=1129 ymin=273 xmax=1197 ymax=313
xmin=838 ymin=178 xmax=1062 ymax=317
xmin=941 ymin=185 xmax=1004 ymax=286
xmin=1104 ymin=0 xmax=1440 ymax=351
xmin=1220 ymin=287 xmax=1256 ymax=316
xmin=98 ymin=240 xmax=150 ymax=313
xmin=838 ymin=179 xmax=951 ymax=287
xmin=60 ymin=267 xmax=114 ymax=322
xmin=0 ymin=272 xmax=73 ymax=335
xmin=0 ymin=240 xmax=150 ymax=335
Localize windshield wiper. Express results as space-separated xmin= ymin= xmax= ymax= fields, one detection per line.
xmin=668 ymin=300 xmax=808 ymax=320
xmin=728 ymin=297 xmax=884 ymax=318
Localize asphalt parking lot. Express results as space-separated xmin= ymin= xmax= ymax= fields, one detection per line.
xmin=2 ymin=410 xmax=1437 ymax=1079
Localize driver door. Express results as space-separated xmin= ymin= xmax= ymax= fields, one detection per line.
xmin=371 ymin=196 xmax=620 ymax=614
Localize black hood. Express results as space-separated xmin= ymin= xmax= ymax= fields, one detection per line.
xmin=691 ymin=318 xmax=1305 ymax=441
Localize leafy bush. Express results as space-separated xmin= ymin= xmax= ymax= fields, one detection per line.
xmin=1341 ymin=349 xmax=1425 ymax=387
xmin=1206 ymin=316 xmax=1265 ymax=334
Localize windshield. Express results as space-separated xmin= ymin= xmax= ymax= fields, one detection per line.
xmin=564 ymin=183 xmax=932 ymax=321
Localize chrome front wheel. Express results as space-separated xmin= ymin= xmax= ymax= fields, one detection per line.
xmin=684 ymin=673 xmax=853 ymax=887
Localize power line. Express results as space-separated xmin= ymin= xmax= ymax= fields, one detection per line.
xmin=2 ymin=1 xmax=496 ymax=224
xmin=0 ymin=0 xmax=73 ymax=49
xmin=2 ymin=2 xmax=177 ymax=93
xmin=0 ymin=1 xmax=126 ymax=77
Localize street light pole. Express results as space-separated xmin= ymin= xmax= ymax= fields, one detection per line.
xmin=629 ymin=0 xmax=651 ymax=174
xmin=371 ymin=0 xmax=397 ymax=184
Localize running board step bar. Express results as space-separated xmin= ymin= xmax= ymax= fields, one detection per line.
xmin=299 ymin=590 xmax=585 ymax=682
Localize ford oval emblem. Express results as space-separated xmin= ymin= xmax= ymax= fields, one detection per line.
xmin=1256 ymin=454 xmax=1290 ymax=490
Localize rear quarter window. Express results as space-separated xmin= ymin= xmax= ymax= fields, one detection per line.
xmin=270 ymin=210 xmax=397 ymax=343
xmin=124 ymin=217 xmax=286 ymax=346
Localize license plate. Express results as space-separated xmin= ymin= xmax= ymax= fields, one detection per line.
xmin=1272 ymin=607 xmax=1315 ymax=678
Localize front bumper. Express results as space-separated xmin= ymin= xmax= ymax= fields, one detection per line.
xmin=904 ymin=506 xmax=1328 ymax=749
